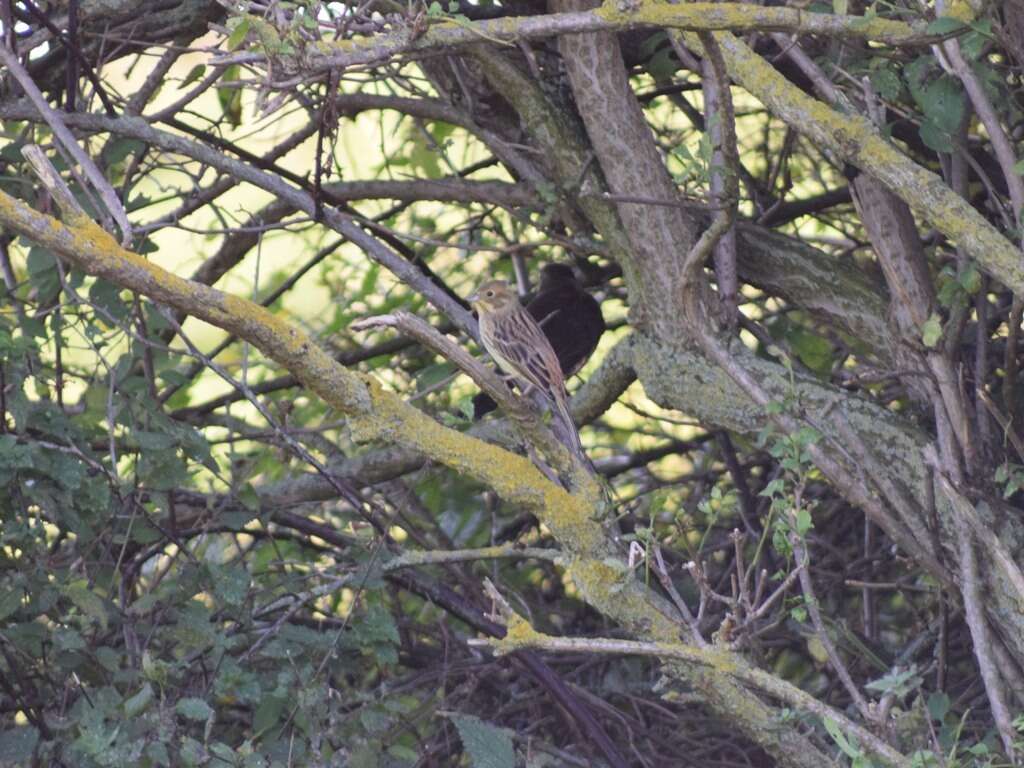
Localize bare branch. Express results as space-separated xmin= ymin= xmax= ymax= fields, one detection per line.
xmin=217 ymin=5 xmax=929 ymax=77
xmin=470 ymin=598 xmax=909 ymax=768
xmin=0 ymin=44 xmax=133 ymax=244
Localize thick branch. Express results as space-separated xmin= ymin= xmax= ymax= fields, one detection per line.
xmin=0 ymin=107 xmax=477 ymax=336
xmin=220 ymin=4 xmax=927 ymax=77
xmin=694 ymin=31 xmax=1024 ymax=293
xmin=0 ymin=189 xmax=585 ymax=512
xmin=471 ymin=612 xmax=909 ymax=768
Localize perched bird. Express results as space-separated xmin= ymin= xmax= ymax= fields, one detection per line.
xmin=469 ymin=278 xmax=586 ymax=460
xmin=472 ymin=264 xmax=605 ymax=419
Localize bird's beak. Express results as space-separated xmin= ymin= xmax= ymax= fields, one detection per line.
xmin=467 ymin=292 xmax=479 ymax=304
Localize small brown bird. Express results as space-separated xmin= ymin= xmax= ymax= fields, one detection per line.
xmin=472 ymin=264 xmax=605 ymax=419
xmin=469 ymin=278 xmax=585 ymax=460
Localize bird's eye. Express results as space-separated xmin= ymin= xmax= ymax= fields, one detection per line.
xmin=485 ymin=290 xmax=494 ymax=298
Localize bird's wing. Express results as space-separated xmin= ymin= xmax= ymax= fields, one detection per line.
xmin=486 ymin=310 xmax=564 ymax=396
xmin=528 ymin=286 xmax=605 ymax=378
xmin=527 ymin=285 xmax=570 ymax=329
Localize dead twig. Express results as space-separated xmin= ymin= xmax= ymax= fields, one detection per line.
xmin=0 ymin=45 xmax=132 ymax=244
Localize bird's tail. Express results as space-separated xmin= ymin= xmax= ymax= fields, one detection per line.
xmin=550 ymin=389 xmax=588 ymax=467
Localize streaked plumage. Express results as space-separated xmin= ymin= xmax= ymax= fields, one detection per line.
xmin=472 ymin=264 xmax=605 ymax=419
xmin=469 ymin=279 xmax=585 ymax=460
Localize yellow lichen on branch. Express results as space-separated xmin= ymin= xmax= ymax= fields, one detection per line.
xmin=594 ymin=2 xmax=924 ymax=45
xmin=0 ymin=190 xmax=910 ymax=768
xmin=689 ymin=30 xmax=1024 ymax=294
xmin=0 ymin=188 xmax=613 ymax=548
xmin=470 ymin=620 xmax=909 ymax=768
xmin=0 ymin=190 xmax=372 ymax=414
xmin=236 ymin=3 xmax=925 ymax=76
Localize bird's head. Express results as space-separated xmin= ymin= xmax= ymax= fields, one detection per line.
xmin=468 ymin=280 xmax=516 ymax=314
xmin=539 ymin=263 xmax=576 ymax=286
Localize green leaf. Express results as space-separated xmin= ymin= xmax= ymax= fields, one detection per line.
xmin=959 ymin=262 xmax=982 ymax=294
xmin=357 ymin=263 xmax=380 ymax=300
xmin=210 ymin=742 xmax=236 ymax=762
xmin=832 ymin=0 xmax=847 ymax=15
xmin=921 ymin=313 xmax=943 ymax=348
xmin=54 ymin=626 xmax=86 ymax=652
xmin=237 ymin=482 xmax=261 ymax=513
xmin=146 ymin=741 xmax=171 ymax=767
xmin=124 ymin=683 xmax=155 ymax=717
xmin=253 ymin=696 xmax=286 ymax=736
xmin=0 ymin=435 xmax=33 ymax=472
xmin=181 ymin=64 xmax=206 ymax=88
xmin=922 ymin=75 xmax=965 ymax=134
xmin=906 ymin=55 xmax=937 ymax=106
xmin=448 ymin=714 xmax=516 ymax=768
xmin=795 ymin=426 xmax=821 ymax=447
xmin=218 ymin=65 xmax=244 ymax=127
xmin=137 ymin=449 xmax=189 ymax=491
xmin=103 ymin=138 xmax=144 ymax=167
xmin=227 ymin=16 xmax=251 ymax=50
xmin=88 ymin=279 xmax=130 ymax=322
xmin=936 ymin=273 xmax=964 ymax=308
xmin=795 ymin=508 xmax=813 ymax=536
xmin=180 ymin=736 xmax=206 ymax=765
xmin=919 ymin=119 xmax=954 ymax=153
xmin=869 ymin=68 xmax=902 ymax=101
xmin=26 ymin=246 xmax=60 ymax=305
xmin=822 ymin=716 xmax=858 ymax=758
xmin=415 ymin=362 xmax=456 ymax=393
xmin=848 ymin=8 xmax=875 ymax=31
xmin=176 ymin=696 xmax=214 ymax=722
xmin=926 ymin=16 xmax=965 ymax=36
xmin=95 ymin=646 xmax=121 ymax=671
xmin=157 ymin=369 xmax=191 ymax=388
xmin=386 ymin=743 xmax=417 ymax=761
xmin=0 ymin=726 xmax=39 ymax=763
xmin=210 ymin=563 xmax=250 ymax=605
xmin=0 ymin=589 xmax=22 ymax=621
xmin=646 ymin=47 xmax=677 ymax=82
xmin=134 ymin=430 xmax=177 ymax=451
xmin=790 ymin=330 xmax=833 ymax=376
xmin=638 ymin=31 xmax=668 ymax=60
xmin=456 ymin=396 xmax=475 ymax=421
xmin=865 ymin=665 xmax=923 ymax=698
xmin=960 ymin=21 xmax=992 ymax=60
xmin=63 ymin=580 xmax=108 ymax=630
xmin=927 ymin=691 xmax=950 ymax=721
xmin=408 ymin=134 xmax=443 ymax=179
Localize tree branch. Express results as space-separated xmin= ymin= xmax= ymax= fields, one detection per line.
xmin=0 ymin=44 xmax=132 ymax=245
xmin=691 ymin=30 xmax=1024 ymax=293
xmin=218 ymin=4 xmax=928 ymax=77
xmin=470 ymin=589 xmax=909 ymax=768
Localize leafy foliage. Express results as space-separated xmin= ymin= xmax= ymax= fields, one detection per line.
xmin=1 ymin=0 xmax=1024 ymax=765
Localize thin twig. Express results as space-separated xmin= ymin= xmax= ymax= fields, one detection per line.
xmin=471 ymin=588 xmax=909 ymax=768
xmin=789 ymin=497 xmax=874 ymax=723
xmin=351 ymin=310 xmax=584 ymax=478
xmin=949 ymin=498 xmax=1017 ymax=759
xmin=694 ymin=31 xmax=739 ymax=328
xmin=978 ymin=388 xmax=1024 ymax=462
xmin=352 ymin=311 xmax=522 ymax=420
xmin=651 ymin=544 xmax=706 ymax=646
xmin=0 ymin=44 xmax=132 ymax=244
xmin=21 ymin=144 xmax=86 ymax=219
